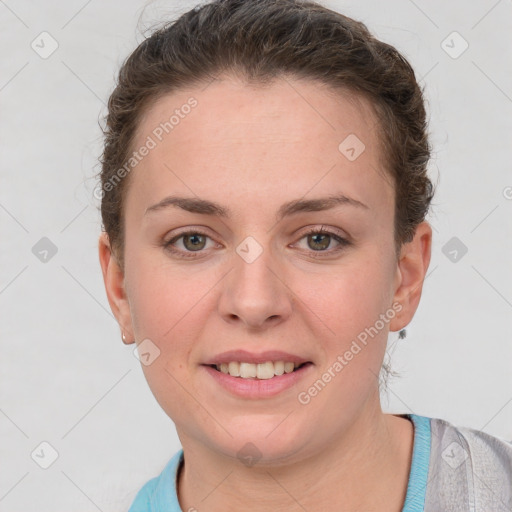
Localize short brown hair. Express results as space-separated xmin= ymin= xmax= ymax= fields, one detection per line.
xmin=99 ymin=0 xmax=434 ymax=272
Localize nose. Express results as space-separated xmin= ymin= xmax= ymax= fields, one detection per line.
xmin=217 ymin=241 xmax=293 ymax=330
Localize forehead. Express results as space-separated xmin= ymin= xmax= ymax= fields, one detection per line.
xmin=127 ymin=76 xmax=393 ymax=218
xmin=135 ymin=76 xmax=378 ymax=151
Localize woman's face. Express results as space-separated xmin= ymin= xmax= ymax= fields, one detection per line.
xmin=100 ymin=76 xmax=430 ymax=464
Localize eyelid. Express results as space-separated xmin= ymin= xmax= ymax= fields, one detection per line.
xmin=165 ymin=225 xmax=214 ymax=239
xmin=297 ymin=224 xmax=348 ymax=239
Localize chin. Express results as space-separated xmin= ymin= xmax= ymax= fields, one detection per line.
xmin=205 ymin=415 xmax=312 ymax=466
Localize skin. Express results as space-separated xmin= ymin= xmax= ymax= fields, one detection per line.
xmin=99 ymin=75 xmax=432 ymax=511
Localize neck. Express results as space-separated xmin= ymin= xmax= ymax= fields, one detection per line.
xmin=176 ymin=401 xmax=413 ymax=512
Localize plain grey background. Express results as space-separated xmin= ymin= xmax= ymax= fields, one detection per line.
xmin=1 ymin=0 xmax=511 ymax=510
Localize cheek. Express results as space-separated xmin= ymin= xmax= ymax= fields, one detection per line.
xmin=302 ymin=257 xmax=394 ymax=396
xmin=305 ymin=261 xmax=392 ymax=338
xmin=295 ymin=268 xmax=392 ymax=409
xmin=125 ymin=253 xmax=219 ymax=390
xmin=126 ymin=260 xmax=207 ymax=417
xmin=125 ymin=245 xmax=203 ymax=338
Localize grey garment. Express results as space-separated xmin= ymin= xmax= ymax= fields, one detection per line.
xmin=425 ymin=417 xmax=512 ymax=511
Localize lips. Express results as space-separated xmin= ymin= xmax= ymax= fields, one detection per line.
xmin=200 ymin=349 xmax=313 ymax=398
xmin=202 ymin=360 xmax=313 ymax=398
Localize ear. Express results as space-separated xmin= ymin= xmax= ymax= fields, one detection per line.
xmin=389 ymin=221 xmax=432 ymax=331
xmin=98 ymin=232 xmax=135 ymax=344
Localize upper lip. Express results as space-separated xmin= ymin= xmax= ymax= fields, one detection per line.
xmin=203 ymin=350 xmax=311 ymax=365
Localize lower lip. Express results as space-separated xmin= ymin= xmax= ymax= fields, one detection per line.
xmin=201 ymin=363 xmax=313 ymax=399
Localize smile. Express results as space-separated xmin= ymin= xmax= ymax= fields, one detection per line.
xmin=202 ymin=360 xmax=313 ymax=399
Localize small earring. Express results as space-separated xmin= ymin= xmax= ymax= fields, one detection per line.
xmin=122 ymin=332 xmax=127 ymax=342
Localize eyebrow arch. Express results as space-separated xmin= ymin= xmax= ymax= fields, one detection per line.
xmin=144 ymin=194 xmax=369 ymax=222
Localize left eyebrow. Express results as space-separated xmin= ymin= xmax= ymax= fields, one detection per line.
xmin=144 ymin=193 xmax=369 ymax=222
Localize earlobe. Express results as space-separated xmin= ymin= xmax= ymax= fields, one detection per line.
xmin=389 ymin=222 xmax=432 ymax=332
xmin=98 ymin=232 xmax=135 ymax=344
xmin=121 ymin=332 xmax=133 ymax=345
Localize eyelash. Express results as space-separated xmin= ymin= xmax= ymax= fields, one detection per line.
xmin=163 ymin=226 xmax=351 ymax=259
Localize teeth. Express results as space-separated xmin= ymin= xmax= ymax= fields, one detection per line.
xmin=256 ymin=362 xmax=274 ymax=380
xmin=239 ymin=362 xmax=257 ymax=378
xmin=284 ymin=362 xmax=295 ymax=373
xmin=214 ymin=360 xmax=305 ymax=379
xmin=228 ymin=361 xmax=240 ymax=377
xmin=274 ymin=361 xmax=285 ymax=376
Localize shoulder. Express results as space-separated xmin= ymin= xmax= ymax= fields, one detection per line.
xmin=127 ymin=450 xmax=184 ymax=512
xmin=425 ymin=416 xmax=512 ymax=511
xmin=127 ymin=475 xmax=159 ymax=512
